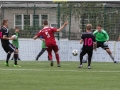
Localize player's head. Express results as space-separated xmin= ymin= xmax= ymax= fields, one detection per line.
xmin=97 ymin=24 xmax=102 ymax=32
xmin=43 ymin=20 xmax=48 ymax=26
xmin=86 ymin=24 xmax=92 ymax=27
xmin=2 ymin=19 xmax=8 ymax=27
xmin=86 ymin=24 xmax=92 ymax=31
xmin=15 ymin=27 xmax=19 ymax=33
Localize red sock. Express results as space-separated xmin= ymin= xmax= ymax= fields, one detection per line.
xmin=55 ymin=53 xmax=60 ymax=64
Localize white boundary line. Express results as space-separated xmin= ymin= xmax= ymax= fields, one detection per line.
xmin=0 ymin=68 xmax=120 ymax=73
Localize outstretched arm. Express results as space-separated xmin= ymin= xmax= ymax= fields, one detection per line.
xmin=33 ymin=31 xmax=42 ymax=40
xmin=33 ymin=35 xmax=38 ymax=40
xmin=56 ymin=22 xmax=68 ymax=32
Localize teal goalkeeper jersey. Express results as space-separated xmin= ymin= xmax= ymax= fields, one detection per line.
xmin=93 ymin=30 xmax=109 ymax=42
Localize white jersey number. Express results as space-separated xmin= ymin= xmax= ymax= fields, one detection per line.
xmin=45 ymin=31 xmax=50 ymax=38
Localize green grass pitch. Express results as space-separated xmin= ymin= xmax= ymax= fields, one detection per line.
xmin=0 ymin=60 xmax=120 ymax=90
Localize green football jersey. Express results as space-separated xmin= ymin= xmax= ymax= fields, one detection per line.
xmin=12 ymin=32 xmax=19 ymax=48
xmin=93 ymin=30 xmax=109 ymax=42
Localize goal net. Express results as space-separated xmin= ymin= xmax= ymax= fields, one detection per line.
xmin=0 ymin=1 xmax=120 ymax=62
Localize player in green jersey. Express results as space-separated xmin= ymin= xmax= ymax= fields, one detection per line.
xmin=93 ymin=24 xmax=117 ymax=63
xmin=36 ymin=36 xmax=50 ymax=61
xmin=11 ymin=27 xmax=21 ymax=60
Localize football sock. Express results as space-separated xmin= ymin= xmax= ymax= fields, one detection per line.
xmin=88 ymin=56 xmax=92 ymax=66
xmin=6 ymin=52 xmax=11 ymax=63
xmin=80 ymin=54 xmax=83 ymax=65
xmin=14 ymin=53 xmax=18 ymax=65
xmin=55 ymin=53 xmax=60 ymax=64
xmin=109 ymin=54 xmax=115 ymax=62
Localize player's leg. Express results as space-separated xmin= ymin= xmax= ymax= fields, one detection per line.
xmin=2 ymin=45 xmax=11 ymax=66
xmin=14 ymin=49 xmax=19 ymax=66
xmin=11 ymin=53 xmax=14 ymax=60
xmin=3 ymin=44 xmax=14 ymax=66
xmin=17 ymin=49 xmax=21 ymax=60
xmin=87 ymin=50 xmax=93 ymax=69
xmin=46 ymin=46 xmax=53 ymax=66
xmin=105 ymin=48 xmax=117 ymax=63
xmin=78 ymin=50 xmax=86 ymax=68
xmin=9 ymin=44 xmax=20 ymax=67
xmin=53 ymin=45 xmax=60 ymax=67
xmin=48 ymin=55 xmax=50 ymax=61
xmin=36 ymin=48 xmax=46 ymax=61
xmin=102 ymin=42 xmax=117 ymax=63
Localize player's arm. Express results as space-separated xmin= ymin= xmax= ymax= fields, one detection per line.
xmin=93 ymin=42 xmax=97 ymax=51
xmin=80 ymin=34 xmax=84 ymax=44
xmin=93 ymin=36 xmax=97 ymax=51
xmin=80 ymin=39 xmax=83 ymax=44
xmin=2 ymin=29 xmax=14 ymax=40
xmin=33 ymin=31 xmax=41 ymax=40
xmin=2 ymin=35 xmax=15 ymax=40
xmin=104 ymin=31 xmax=109 ymax=41
xmin=56 ymin=22 xmax=68 ymax=32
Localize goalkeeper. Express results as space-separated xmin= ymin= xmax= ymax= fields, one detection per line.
xmin=93 ymin=24 xmax=117 ymax=63
xmin=36 ymin=36 xmax=50 ymax=61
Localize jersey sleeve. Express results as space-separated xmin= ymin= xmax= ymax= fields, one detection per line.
xmin=103 ymin=30 xmax=109 ymax=41
xmin=1 ymin=28 xmax=7 ymax=36
xmin=104 ymin=31 xmax=109 ymax=41
xmin=51 ymin=27 xmax=57 ymax=32
xmin=37 ymin=30 xmax=42 ymax=37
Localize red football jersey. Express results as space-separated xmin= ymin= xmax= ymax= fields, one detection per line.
xmin=37 ymin=26 xmax=57 ymax=46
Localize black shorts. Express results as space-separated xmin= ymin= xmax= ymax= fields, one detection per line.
xmin=2 ymin=43 xmax=16 ymax=53
xmin=97 ymin=42 xmax=109 ymax=50
xmin=80 ymin=49 xmax=93 ymax=58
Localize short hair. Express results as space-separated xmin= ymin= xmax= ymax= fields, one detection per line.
xmin=2 ymin=19 xmax=8 ymax=25
xmin=86 ymin=24 xmax=92 ymax=27
xmin=97 ymin=24 xmax=102 ymax=28
xmin=15 ymin=27 xmax=19 ymax=30
xmin=86 ymin=26 xmax=92 ymax=30
xmin=43 ymin=20 xmax=48 ymax=25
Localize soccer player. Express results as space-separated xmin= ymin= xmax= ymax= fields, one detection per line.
xmin=35 ymin=36 xmax=50 ymax=61
xmin=93 ymin=25 xmax=117 ymax=63
xmin=33 ymin=20 xmax=68 ymax=67
xmin=11 ymin=27 xmax=21 ymax=60
xmin=78 ymin=25 xmax=96 ymax=69
xmin=0 ymin=19 xmax=20 ymax=67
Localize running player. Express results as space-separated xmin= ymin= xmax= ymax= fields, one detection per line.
xmin=11 ymin=27 xmax=21 ymax=60
xmin=78 ymin=25 xmax=96 ymax=69
xmin=93 ymin=25 xmax=117 ymax=63
xmin=0 ymin=19 xmax=20 ymax=67
xmin=33 ymin=20 xmax=68 ymax=67
xmin=35 ymin=36 xmax=50 ymax=61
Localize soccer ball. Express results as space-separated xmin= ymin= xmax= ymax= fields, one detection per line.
xmin=72 ymin=49 xmax=78 ymax=56
xmin=11 ymin=35 xmax=17 ymax=40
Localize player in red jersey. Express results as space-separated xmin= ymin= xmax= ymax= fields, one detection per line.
xmin=33 ymin=20 xmax=68 ymax=67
